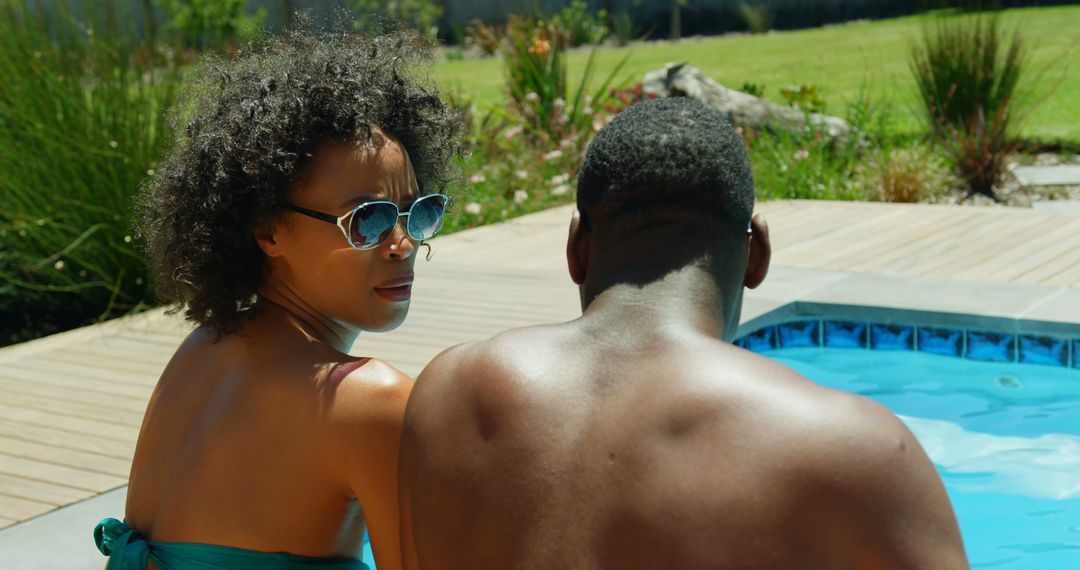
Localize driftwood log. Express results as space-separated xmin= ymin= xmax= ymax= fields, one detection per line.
xmin=642 ymin=62 xmax=852 ymax=141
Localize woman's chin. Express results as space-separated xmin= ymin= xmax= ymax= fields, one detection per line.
xmin=356 ymin=306 xmax=410 ymax=333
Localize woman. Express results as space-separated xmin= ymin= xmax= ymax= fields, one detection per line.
xmin=94 ymin=26 xmax=464 ymax=570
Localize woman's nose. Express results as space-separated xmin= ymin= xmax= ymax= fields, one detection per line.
xmin=383 ymin=219 xmax=414 ymax=261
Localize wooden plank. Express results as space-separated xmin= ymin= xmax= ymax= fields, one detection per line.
xmin=0 ymin=452 xmax=125 ymax=492
xmin=9 ymin=358 xmax=158 ymax=388
xmin=0 ymin=390 xmax=143 ymax=428
xmin=842 ymin=209 xmax=987 ymax=272
xmin=906 ymin=212 xmax=1044 ymax=276
xmin=0 ymin=491 xmax=56 ymax=521
xmin=0 ymin=418 xmax=134 ymax=460
xmin=0 ymin=367 xmax=155 ymax=400
xmin=46 ymin=347 xmax=171 ymax=375
xmin=0 ymin=376 xmax=149 ymax=414
xmin=0 ymin=472 xmax=95 ymax=506
xmin=0 ymin=436 xmax=130 ymax=477
xmin=0 ymin=403 xmax=138 ymax=444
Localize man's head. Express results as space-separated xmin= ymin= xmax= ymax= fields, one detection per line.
xmin=568 ymin=97 xmax=770 ymax=321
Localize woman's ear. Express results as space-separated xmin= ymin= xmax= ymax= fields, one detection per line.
xmin=744 ymin=213 xmax=771 ymax=289
xmin=254 ymin=216 xmax=286 ymax=258
xmin=567 ymin=209 xmax=590 ymax=285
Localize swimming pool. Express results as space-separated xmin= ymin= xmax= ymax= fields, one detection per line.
xmin=741 ymin=319 xmax=1080 ymax=569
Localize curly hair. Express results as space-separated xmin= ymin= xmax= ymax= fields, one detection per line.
xmin=138 ymin=25 xmax=466 ymax=337
xmin=577 ymin=97 xmax=753 ymax=240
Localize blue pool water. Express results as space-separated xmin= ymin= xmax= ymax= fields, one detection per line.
xmin=767 ymin=347 xmax=1080 ymax=569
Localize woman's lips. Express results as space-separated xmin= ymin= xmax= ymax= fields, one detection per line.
xmin=374 ymin=275 xmax=414 ymax=302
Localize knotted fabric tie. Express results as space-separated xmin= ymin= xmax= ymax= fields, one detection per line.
xmin=94 ymin=518 xmax=151 ymax=570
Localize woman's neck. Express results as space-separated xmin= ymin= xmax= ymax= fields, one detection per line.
xmin=256 ymin=276 xmax=359 ymax=354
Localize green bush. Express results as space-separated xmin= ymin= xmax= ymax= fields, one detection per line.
xmin=499 ymin=16 xmax=627 ymax=145
xmin=745 ymin=91 xmax=890 ymax=202
xmin=0 ymin=2 xmax=180 ymax=342
xmin=736 ymin=2 xmax=775 ymax=34
xmin=155 ymin=0 xmax=266 ymax=53
xmin=349 ymin=0 xmax=444 ymax=42
xmin=910 ymin=10 xmax=1031 ymax=200
xmin=552 ymin=0 xmax=609 ymax=47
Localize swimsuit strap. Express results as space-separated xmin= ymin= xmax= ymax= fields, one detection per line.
xmin=94 ymin=518 xmax=151 ymax=570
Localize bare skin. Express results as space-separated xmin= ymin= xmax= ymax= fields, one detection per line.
xmin=125 ymin=133 xmax=421 ymax=570
xmin=400 ymin=212 xmax=969 ymax=570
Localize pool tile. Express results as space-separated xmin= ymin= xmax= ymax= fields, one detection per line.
xmin=918 ymin=327 xmax=963 ymax=357
xmin=823 ymin=320 xmax=867 ymax=349
xmin=1018 ymin=335 xmax=1068 ymax=367
xmin=966 ymin=331 xmax=1016 ymax=363
xmin=741 ymin=326 xmax=777 ymax=353
xmin=870 ymin=323 xmax=914 ymax=351
xmin=777 ymin=320 xmax=820 ymax=348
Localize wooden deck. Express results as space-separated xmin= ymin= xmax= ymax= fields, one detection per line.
xmin=1 ymin=199 xmax=1078 ymax=528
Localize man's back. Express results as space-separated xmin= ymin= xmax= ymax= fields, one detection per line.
xmin=401 ymin=319 xmax=966 ymax=569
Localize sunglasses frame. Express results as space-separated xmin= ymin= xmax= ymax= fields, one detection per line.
xmin=282 ymin=193 xmax=449 ymax=251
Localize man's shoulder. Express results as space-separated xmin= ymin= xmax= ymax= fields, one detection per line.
xmin=409 ymin=324 xmax=569 ymax=415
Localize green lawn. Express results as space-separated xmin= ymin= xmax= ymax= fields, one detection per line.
xmin=431 ymin=6 xmax=1080 ymax=143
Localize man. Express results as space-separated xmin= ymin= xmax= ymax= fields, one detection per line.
xmin=400 ymin=98 xmax=968 ymax=569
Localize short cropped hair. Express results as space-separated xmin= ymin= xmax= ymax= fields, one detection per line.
xmin=576 ymin=97 xmax=754 ymax=239
xmin=138 ymin=26 xmax=465 ymax=336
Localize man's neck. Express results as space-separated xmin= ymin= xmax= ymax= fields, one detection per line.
xmin=581 ymin=263 xmax=740 ymax=342
xmin=256 ymin=277 xmax=359 ymax=354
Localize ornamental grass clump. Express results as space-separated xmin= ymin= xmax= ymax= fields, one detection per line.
xmin=499 ymin=15 xmax=627 ymax=145
xmin=910 ymin=9 xmax=1031 ymax=200
xmin=0 ymin=2 xmax=180 ymax=341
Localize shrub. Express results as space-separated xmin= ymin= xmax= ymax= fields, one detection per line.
xmin=910 ymin=9 xmax=1031 ymax=200
xmin=466 ymin=19 xmax=502 ymax=56
xmin=736 ymin=2 xmax=775 ymax=34
xmin=862 ymin=147 xmax=954 ymax=203
xmin=612 ymin=11 xmax=637 ymax=47
xmin=499 ymin=16 xmax=628 ymax=145
xmin=349 ymin=0 xmax=443 ymax=42
xmin=743 ymin=92 xmax=888 ymax=202
xmin=552 ymin=0 xmax=609 ymax=47
xmin=780 ymin=84 xmax=827 ymax=114
xmin=155 ymin=0 xmax=266 ymax=53
xmin=0 ymin=2 xmax=180 ymax=343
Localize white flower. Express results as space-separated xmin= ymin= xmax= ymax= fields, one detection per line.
xmin=513 ymin=190 xmax=529 ymax=204
xmin=553 ymin=98 xmax=566 ymax=111
xmin=54 ymin=260 xmax=65 ymax=270
xmin=794 ymin=149 xmax=810 ymax=161
xmin=464 ymin=202 xmax=482 ymax=215
xmin=543 ymin=149 xmax=564 ymax=161
xmin=549 ymin=173 xmax=570 ymax=185
xmin=583 ymin=106 xmax=594 ymax=115
xmin=123 ymin=235 xmax=132 ymax=243
xmin=504 ymin=125 xmax=524 ymax=140
xmin=514 ymin=169 xmax=529 ymax=180
xmin=109 ymin=140 xmax=119 ymax=148
xmin=551 ymin=184 xmax=571 ymax=196
xmin=146 ymin=168 xmax=156 ymax=176
xmin=524 ymin=92 xmax=540 ymax=103
xmin=467 ymin=173 xmax=487 ymax=185
xmin=135 ymin=277 xmax=144 ymax=285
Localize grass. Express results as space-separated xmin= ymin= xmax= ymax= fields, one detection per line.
xmin=431 ymin=6 xmax=1080 ymax=144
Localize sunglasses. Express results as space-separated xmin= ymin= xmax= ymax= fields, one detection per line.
xmin=282 ymin=193 xmax=449 ymax=251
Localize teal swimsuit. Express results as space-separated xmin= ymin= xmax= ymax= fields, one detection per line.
xmin=94 ymin=518 xmax=372 ymax=570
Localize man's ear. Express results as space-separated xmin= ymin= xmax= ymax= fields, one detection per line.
xmin=567 ymin=209 xmax=590 ymax=285
xmin=744 ymin=213 xmax=770 ymax=289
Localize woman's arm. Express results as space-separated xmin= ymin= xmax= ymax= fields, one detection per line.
xmin=329 ymin=359 xmax=414 ymax=570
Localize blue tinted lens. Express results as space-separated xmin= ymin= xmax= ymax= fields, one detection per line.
xmin=407 ymin=195 xmax=446 ymax=240
xmin=350 ymin=203 xmax=397 ymax=248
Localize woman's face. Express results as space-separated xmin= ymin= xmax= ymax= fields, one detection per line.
xmin=266 ymin=133 xmax=421 ymax=332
